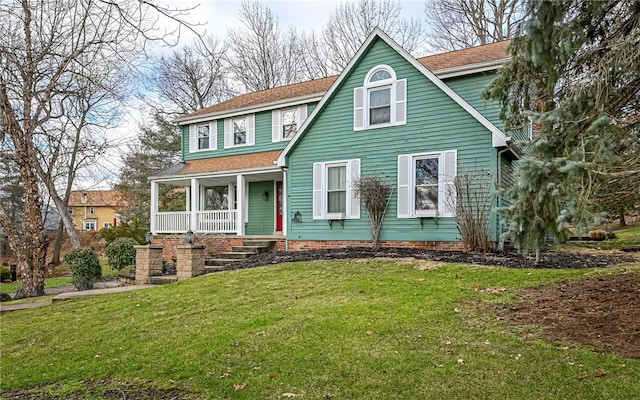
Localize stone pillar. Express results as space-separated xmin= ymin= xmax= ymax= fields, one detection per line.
xmin=135 ymin=245 xmax=164 ymax=285
xmin=175 ymin=245 xmax=206 ymax=280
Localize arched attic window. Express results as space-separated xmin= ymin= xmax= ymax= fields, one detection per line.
xmin=354 ymin=65 xmax=406 ymax=130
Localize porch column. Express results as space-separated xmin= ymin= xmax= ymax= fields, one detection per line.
xmin=236 ymin=174 xmax=245 ymax=235
xmin=190 ymin=177 xmax=198 ymax=232
xmin=150 ymin=181 xmax=158 ymax=234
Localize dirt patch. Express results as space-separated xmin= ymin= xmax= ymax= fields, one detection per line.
xmin=228 ymin=247 xmax=636 ymax=270
xmin=497 ymin=271 xmax=640 ymax=358
xmin=0 ymin=378 xmax=199 ymax=399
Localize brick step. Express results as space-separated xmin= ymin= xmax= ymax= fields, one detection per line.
xmin=217 ymin=251 xmax=255 ymax=259
xmin=231 ymin=245 xmax=269 ymax=254
xmin=205 ymin=258 xmax=235 ymax=267
xmin=149 ymin=275 xmax=177 ymax=285
xmin=243 ymin=240 xmax=276 ymax=248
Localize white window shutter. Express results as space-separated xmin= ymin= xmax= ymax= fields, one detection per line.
xmin=442 ymin=150 xmax=457 ymax=217
xmin=354 ymin=87 xmax=364 ymax=131
xmin=312 ymin=162 xmax=324 ymax=220
xmin=397 ymin=154 xmax=411 ymax=218
xmin=189 ymin=125 xmax=197 ymax=152
xmin=272 ymin=110 xmax=281 ymax=142
xmin=298 ymin=105 xmax=307 ymax=128
xmin=348 ymin=159 xmax=361 ymax=219
xmin=395 ymin=79 xmax=407 ymax=125
xmin=247 ymin=114 xmax=255 ymax=145
xmin=224 ymin=119 xmax=232 ymax=149
xmin=209 ymin=121 xmax=217 ymax=150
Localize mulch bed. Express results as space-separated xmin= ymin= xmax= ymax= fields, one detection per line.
xmin=227 ymin=247 xmax=636 ymax=271
xmin=497 ymin=272 xmax=640 ymax=358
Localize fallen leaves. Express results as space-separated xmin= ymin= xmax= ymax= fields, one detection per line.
xmin=366 ymin=330 xmax=374 ymax=336
xmin=234 ymin=383 xmax=247 ymax=391
xmin=457 ymin=358 xmax=465 ymax=365
xmin=575 ymin=369 xmax=608 ymax=380
xmin=282 ymin=393 xmax=298 ymax=398
xmin=219 ymin=372 xmax=231 ymax=379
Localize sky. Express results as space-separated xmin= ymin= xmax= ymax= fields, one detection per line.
xmin=82 ymin=0 xmax=428 ymax=190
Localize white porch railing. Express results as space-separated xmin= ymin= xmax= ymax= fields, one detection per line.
xmin=154 ymin=210 xmax=237 ymax=233
xmin=196 ymin=210 xmax=237 ymax=233
xmin=155 ymin=211 xmax=190 ymax=233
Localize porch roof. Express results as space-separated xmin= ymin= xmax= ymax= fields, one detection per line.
xmin=152 ymin=150 xmax=282 ymax=180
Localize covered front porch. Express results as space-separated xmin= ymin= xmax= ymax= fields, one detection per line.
xmin=150 ymin=168 xmax=286 ymax=236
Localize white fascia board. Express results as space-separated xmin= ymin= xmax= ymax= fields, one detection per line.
xmin=150 ymin=166 xmax=283 ymax=183
xmin=434 ymin=58 xmax=511 ymax=79
xmin=174 ymin=93 xmax=324 ymax=126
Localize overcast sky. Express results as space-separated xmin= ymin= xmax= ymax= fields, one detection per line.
xmin=82 ymin=0 xmax=428 ymax=189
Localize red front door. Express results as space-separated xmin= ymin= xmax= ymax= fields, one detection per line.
xmin=276 ymin=181 xmax=283 ymax=232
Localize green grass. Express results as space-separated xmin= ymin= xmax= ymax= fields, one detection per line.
xmin=1 ymin=259 xmax=639 ymax=399
xmin=565 ymin=225 xmax=640 ymax=250
xmin=1 ymin=258 xmax=119 ymax=296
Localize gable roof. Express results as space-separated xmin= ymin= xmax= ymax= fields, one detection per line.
xmin=176 ymin=40 xmax=510 ymax=125
xmin=277 ymin=29 xmax=511 ymax=166
xmin=69 ymin=190 xmax=129 ymax=207
xmin=151 ymin=150 xmax=282 ymax=179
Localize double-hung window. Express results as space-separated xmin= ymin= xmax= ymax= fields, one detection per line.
xmin=272 ymin=105 xmax=308 ymax=142
xmin=84 ymin=221 xmax=96 ymax=231
xmin=312 ymin=159 xmax=361 ymax=220
xmin=189 ymin=121 xmax=217 ymax=152
xmin=354 ymin=65 xmax=406 ymax=130
xmin=398 ymin=150 xmax=457 ymax=218
xmin=224 ymin=114 xmax=255 ymax=148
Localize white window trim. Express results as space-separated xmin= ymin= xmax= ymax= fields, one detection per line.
xmin=83 ymin=221 xmax=96 ymax=231
xmin=89 ymin=207 xmax=95 ymax=215
xmin=312 ymin=159 xmax=360 ymax=220
xmin=398 ymin=150 xmax=457 ymax=219
xmin=224 ymin=114 xmax=255 ymax=148
xmin=103 ymin=222 xmax=110 ymax=229
xmin=189 ymin=121 xmax=217 ymax=152
xmin=354 ymin=64 xmax=407 ymax=131
xmin=272 ymin=105 xmax=307 ymax=142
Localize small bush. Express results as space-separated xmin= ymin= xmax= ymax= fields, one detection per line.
xmin=106 ymin=237 xmax=138 ymax=270
xmin=0 ymin=266 xmax=11 ymax=281
xmin=101 ymin=219 xmax=147 ymax=246
xmin=65 ymin=248 xmax=102 ymax=290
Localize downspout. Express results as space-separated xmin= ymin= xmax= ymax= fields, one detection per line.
xmin=281 ymin=165 xmax=289 ymax=252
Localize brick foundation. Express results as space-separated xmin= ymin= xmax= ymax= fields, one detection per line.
xmin=154 ymin=235 xmax=286 ymax=260
xmin=286 ymin=240 xmax=464 ymax=252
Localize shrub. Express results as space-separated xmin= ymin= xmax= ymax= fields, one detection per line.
xmin=106 ymin=237 xmax=138 ymax=270
xmin=65 ymin=248 xmax=102 ymax=290
xmin=0 ymin=266 xmax=11 ymax=281
xmin=101 ymin=219 xmax=147 ymax=246
xmin=589 ymin=230 xmax=607 ymax=240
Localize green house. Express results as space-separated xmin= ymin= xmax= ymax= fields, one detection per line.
xmin=150 ymin=28 xmax=524 ymax=251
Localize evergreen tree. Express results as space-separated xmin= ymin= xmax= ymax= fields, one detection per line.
xmin=485 ymin=0 xmax=639 ymax=257
xmin=116 ymin=112 xmax=184 ymax=224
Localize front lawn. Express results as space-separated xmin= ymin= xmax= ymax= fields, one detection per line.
xmin=1 ymin=259 xmax=639 ymax=399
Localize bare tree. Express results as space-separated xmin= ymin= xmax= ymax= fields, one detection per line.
xmin=0 ymin=0 xmax=198 ymax=299
xmin=424 ymin=0 xmax=525 ymax=52
xmin=353 ymin=175 xmax=394 ymax=250
xmin=225 ymin=1 xmax=307 ymax=91
xmin=149 ymin=35 xmax=235 ymax=115
xmin=316 ymin=0 xmax=425 ymax=74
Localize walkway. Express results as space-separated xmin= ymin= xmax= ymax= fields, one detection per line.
xmin=0 ymin=284 xmax=156 ymax=313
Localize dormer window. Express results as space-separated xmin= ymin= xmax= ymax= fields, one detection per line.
xmin=354 ymin=65 xmax=406 ymax=130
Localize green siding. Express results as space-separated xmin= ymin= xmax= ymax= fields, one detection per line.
xmin=445 ymin=73 xmax=504 ymax=131
xmin=182 ymin=102 xmax=319 ymax=161
xmin=246 ymin=181 xmax=275 ymax=235
xmin=286 ymin=37 xmax=499 ymax=242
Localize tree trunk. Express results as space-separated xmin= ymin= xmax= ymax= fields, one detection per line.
xmin=619 ymin=207 xmax=626 ymax=227
xmin=51 ymin=220 xmax=65 ymax=265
